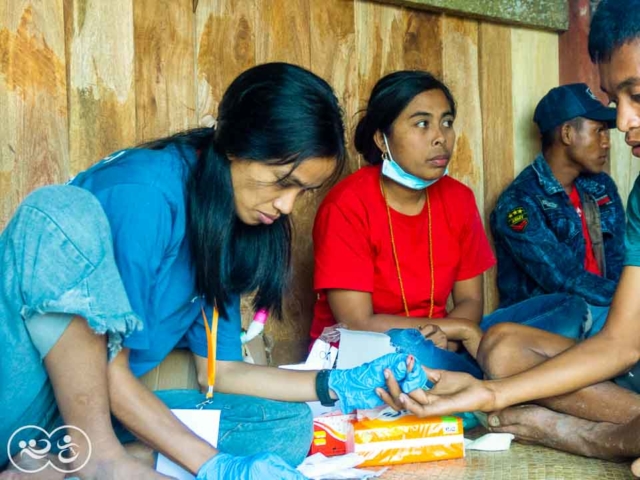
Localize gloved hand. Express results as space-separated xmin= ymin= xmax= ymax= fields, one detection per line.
xmin=196 ymin=452 xmax=307 ymax=480
xmin=328 ymin=353 xmax=428 ymax=413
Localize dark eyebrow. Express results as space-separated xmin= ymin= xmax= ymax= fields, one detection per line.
xmin=408 ymin=110 xmax=454 ymax=120
xmin=409 ymin=111 xmax=433 ymax=119
xmin=280 ymin=173 xmax=323 ymax=190
xmin=616 ymin=77 xmax=640 ymax=93
xmin=603 ymin=76 xmax=640 ymax=94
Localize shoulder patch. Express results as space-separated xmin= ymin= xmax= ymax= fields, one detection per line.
xmin=507 ymin=206 xmax=528 ymax=233
xmin=596 ymin=195 xmax=612 ymax=206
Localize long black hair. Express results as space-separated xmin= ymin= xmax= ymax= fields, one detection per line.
xmin=589 ymin=0 xmax=640 ymax=63
xmin=354 ymin=71 xmax=456 ymax=165
xmin=141 ymin=63 xmax=346 ymax=317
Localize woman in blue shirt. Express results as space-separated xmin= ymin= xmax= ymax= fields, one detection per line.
xmin=0 ymin=63 xmax=426 ymax=479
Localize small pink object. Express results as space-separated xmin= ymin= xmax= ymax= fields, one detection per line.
xmin=253 ymin=309 xmax=269 ymax=325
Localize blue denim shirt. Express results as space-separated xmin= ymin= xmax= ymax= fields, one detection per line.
xmin=490 ymin=154 xmax=625 ymax=307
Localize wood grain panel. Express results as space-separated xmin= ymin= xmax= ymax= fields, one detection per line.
xmin=0 ymin=1 xmax=68 ymax=229
xmin=134 ymin=0 xmax=196 ymax=143
xmin=255 ymin=0 xmax=313 ymax=365
xmin=511 ymin=27 xmax=559 ymax=176
xmin=195 ymin=0 xmax=255 ymax=122
xmin=354 ymin=0 xmax=407 ymax=111
xmin=255 ymin=0 xmax=310 ymax=66
xmin=442 ymin=17 xmax=484 ymax=213
xmin=65 ymin=0 xmax=135 ymax=173
xmin=479 ymin=22 xmax=514 ymax=312
xmin=610 ymin=129 xmax=640 ymax=208
xmin=401 ymin=9 xmax=442 ymax=77
xmin=310 ymin=0 xmax=357 ymax=171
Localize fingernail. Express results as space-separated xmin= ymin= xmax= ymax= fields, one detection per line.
xmin=488 ymin=415 xmax=501 ymax=427
xmin=399 ymin=394 xmax=407 ymax=404
xmin=384 ymin=370 xmax=390 ymax=379
xmin=376 ymin=388 xmax=383 ymax=396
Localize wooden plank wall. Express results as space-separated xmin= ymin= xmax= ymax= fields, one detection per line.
xmin=2 ymin=0 xmax=567 ymax=367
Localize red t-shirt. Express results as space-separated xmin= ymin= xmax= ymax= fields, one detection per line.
xmin=569 ymin=186 xmax=602 ymax=276
xmin=310 ymin=165 xmax=496 ymax=341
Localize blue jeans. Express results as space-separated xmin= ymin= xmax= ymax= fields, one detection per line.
xmin=585 ymin=304 xmax=610 ymax=338
xmin=113 ymin=391 xmax=312 ymax=467
xmin=0 ymin=186 xmax=311 ymax=468
xmin=387 ymin=293 xmax=589 ymax=380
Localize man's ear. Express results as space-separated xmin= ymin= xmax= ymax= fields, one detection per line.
xmin=374 ymin=130 xmax=386 ymax=154
xmin=560 ymin=123 xmax=574 ymax=146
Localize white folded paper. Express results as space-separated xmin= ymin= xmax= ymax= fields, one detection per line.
xmin=335 ymin=329 xmax=395 ymax=370
xmin=297 ymin=453 xmax=387 ymax=479
xmin=464 ymin=433 xmax=515 ymax=451
xmin=156 ymin=409 xmax=221 ymax=479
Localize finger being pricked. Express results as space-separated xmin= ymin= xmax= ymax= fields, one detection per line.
xmin=377 ymin=382 xmax=439 ymax=418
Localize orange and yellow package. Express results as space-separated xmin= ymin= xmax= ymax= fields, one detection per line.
xmin=346 ymin=410 xmax=464 ymax=467
xmin=309 ymin=411 xmax=356 ymax=457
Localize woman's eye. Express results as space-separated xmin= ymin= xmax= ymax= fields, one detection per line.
xmin=417 ymin=120 xmax=428 ymax=128
xmin=275 ymin=179 xmax=293 ymax=189
xmin=443 ymin=119 xmax=454 ymax=128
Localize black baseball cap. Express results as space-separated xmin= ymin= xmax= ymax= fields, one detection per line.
xmin=533 ymin=83 xmax=617 ymax=133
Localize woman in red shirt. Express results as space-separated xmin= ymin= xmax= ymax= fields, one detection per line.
xmin=311 ymin=71 xmax=588 ymax=375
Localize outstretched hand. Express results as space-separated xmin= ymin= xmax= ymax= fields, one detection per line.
xmin=377 ymin=365 xmax=499 ymax=417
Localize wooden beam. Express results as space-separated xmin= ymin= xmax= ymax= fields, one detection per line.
xmin=372 ymin=0 xmax=568 ymax=32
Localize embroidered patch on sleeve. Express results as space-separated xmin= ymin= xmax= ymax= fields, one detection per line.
xmin=596 ymin=195 xmax=611 ymax=206
xmin=507 ymin=207 xmax=528 ymax=232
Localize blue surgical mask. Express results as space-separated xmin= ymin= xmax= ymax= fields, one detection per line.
xmin=381 ymin=134 xmax=448 ymax=190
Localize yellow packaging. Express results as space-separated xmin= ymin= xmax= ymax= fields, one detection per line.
xmin=346 ymin=411 xmax=465 ymax=467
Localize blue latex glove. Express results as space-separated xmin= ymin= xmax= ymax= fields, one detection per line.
xmin=196 ymin=452 xmax=307 ymax=480
xmin=328 ymin=353 xmax=428 ymax=413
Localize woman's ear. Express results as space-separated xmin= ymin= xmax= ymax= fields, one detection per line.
xmin=374 ymin=130 xmax=386 ymax=155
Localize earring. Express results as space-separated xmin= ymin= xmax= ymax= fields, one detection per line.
xmin=382 ymin=151 xmax=390 ymax=161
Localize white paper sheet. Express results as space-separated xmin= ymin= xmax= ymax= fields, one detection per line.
xmin=464 ymin=433 xmax=514 ymax=451
xmin=335 ymin=329 xmax=395 ymax=370
xmin=155 ymin=409 xmax=221 ymax=479
xmin=298 ymin=453 xmax=387 ymax=479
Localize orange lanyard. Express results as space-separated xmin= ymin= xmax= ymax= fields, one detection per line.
xmin=380 ymin=176 xmax=435 ymax=318
xmin=200 ymin=303 xmax=218 ymax=399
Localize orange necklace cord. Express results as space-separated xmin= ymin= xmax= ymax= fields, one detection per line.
xmin=379 ymin=176 xmax=435 ymax=319
xmin=201 ymin=303 xmax=219 ymax=399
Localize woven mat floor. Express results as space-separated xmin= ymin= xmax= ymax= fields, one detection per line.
xmin=126 ymin=432 xmax=635 ymax=479
xmin=370 ymin=439 xmax=635 ymax=480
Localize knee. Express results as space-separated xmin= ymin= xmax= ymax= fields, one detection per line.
xmin=270 ymin=402 xmax=312 ymax=466
xmin=477 ymin=323 xmax=521 ymax=379
xmin=289 ymin=403 xmax=313 ymax=464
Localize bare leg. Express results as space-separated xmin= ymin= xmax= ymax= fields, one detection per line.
xmin=477 ymin=323 xmax=640 ymax=462
xmin=41 ymin=316 xmax=168 ymax=480
xmin=479 ymin=323 xmax=640 ymax=422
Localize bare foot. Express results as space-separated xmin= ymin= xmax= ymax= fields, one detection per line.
xmin=0 ymin=453 xmax=65 ymax=480
xmin=488 ymin=405 xmax=570 ymax=446
xmin=80 ymin=450 xmax=172 ymax=480
xmin=488 ymin=404 xmax=640 ymax=463
xmin=0 ymin=449 xmax=169 ymax=480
